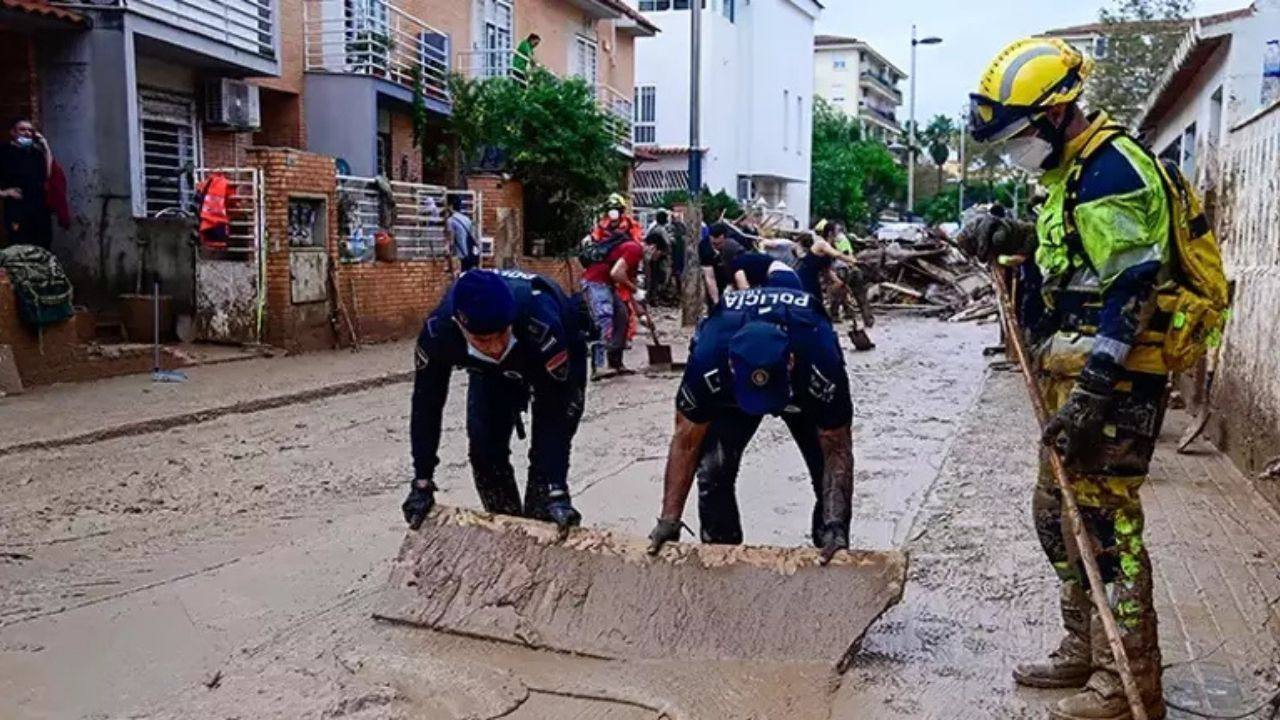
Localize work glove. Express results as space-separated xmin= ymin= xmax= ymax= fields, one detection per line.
xmin=958 ymin=215 xmax=1038 ymax=263
xmin=646 ymin=518 xmax=683 ymax=556
xmin=546 ymin=497 xmax=582 ymax=540
xmin=401 ymin=478 xmax=437 ymax=530
xmin=634 ymin=288 xmax=647 ymax=303
xmin=1041 ymin=383 xmax=1111 ymax=470
xmin=818 ymin=524 xmax=849 ymax=566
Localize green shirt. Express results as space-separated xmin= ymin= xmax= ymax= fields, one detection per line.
xmin=512 ymin=40 xmax=535 ymax=75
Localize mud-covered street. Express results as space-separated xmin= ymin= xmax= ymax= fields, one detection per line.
xmin=2 ymin=313 xmax=1278 ymax=719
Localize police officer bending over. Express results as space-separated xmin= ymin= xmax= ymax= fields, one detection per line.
xmin=402 ymin=270 xmax=590 ymax=534
xmin=646 ymin=286 xmax=855 ymax=563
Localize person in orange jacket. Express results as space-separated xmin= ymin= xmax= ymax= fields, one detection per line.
xmin=590 ymin=193 xmax=642 ymax=245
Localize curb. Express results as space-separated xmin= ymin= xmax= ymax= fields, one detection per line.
xmin=0 ymin=371 xmax=414 ymax=459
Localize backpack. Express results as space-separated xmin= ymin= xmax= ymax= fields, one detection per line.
xmin=0 ymin=245 xmax=74 ymax=329
xmin=1064 ymin=127 xmax=1230 ymax=373
xmin=578 ymin=236 xmax=624 ymax=268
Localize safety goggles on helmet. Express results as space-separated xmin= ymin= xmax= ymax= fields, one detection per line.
xmin=968 ymin=64 xmax=1083 ymax=144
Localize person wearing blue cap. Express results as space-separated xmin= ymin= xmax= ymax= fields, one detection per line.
xmin=402 ymin=269 xmax=594 ymax=535
xmin=645 ymin=286 xmax=855 ymax=563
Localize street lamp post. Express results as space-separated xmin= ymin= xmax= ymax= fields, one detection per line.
xmin=907 ymin=25 xmax=942 ymax=217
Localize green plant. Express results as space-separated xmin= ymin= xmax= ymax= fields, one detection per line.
xmin=446 ymin=68 xmax=626 ymax=254
xmin=810 ymin=98 xmax=906 ymax=230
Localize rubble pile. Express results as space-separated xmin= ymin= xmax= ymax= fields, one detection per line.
xmin=856 ymin=229 xmax=996 ymax=322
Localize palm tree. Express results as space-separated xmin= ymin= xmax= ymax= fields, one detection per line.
xmin=923 ymin=114 xmax=957 ymax=193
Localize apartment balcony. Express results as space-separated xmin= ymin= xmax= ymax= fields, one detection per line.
xmin=302 ymin=0 xmax=450 ymax=110
xmin=455 ymin=48 xmax=536 ymax=84
xmin=860 ymin=70 xmax=903 ymax=104
xmin=860 ymin=104 xmax=902 ymax=132
xmin=61 ymin=0 xmax=277 ymax=73
xmin=599 ymin=84 xmax=634 ymax=154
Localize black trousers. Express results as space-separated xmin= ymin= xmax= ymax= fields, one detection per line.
xmin=465 ymin=358 xmax=587 ymax=519
xmin=696 ymin=408 xmax=826 ymax=545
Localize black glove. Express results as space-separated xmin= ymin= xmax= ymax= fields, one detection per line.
xmin=1042 ymin=383 xmax=1111 ymax=469
xmin=546 ymin=497 xmax=582 ymax=539
xmin=401 ymin=478 xmax=437 ymax=530
xmin=646 ymin=518 xmax=683 ymax=556
xmin=818 ymin=524 xmax=849 ymax=565
xmin=959 ymin=215 xmax=1037 ymax=263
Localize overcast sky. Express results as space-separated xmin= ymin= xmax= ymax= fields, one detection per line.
xmin=815 ymin=0 xmax=1251 ymax=127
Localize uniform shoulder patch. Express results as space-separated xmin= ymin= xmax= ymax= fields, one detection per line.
xmin=545 ymin=349 xmax=569 ymax=381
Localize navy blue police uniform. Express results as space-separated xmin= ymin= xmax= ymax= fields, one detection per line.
xmin=405 ymin=269 xmax=591 ymax=528
xmin=677 ymin=286 xmax=853 ymax=545
xmin=731 ymin=252 xmax=805 ymax=291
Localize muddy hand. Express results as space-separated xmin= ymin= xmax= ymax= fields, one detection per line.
xmin=401 ymin=479 xmax=437 ymax=530
xmin=818 ymin=526 xmax=849 ymax=565
xmin=646 ymin=518 xmax=682 ymax=555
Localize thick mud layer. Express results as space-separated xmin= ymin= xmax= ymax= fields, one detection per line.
xmin=3 ymin=313 xmax=1274 ymax=719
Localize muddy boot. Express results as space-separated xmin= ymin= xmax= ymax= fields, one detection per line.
xmin=1053 ymin=590 xmax=1164 ymax=720
xmin=606 ymin=348 xmax=634 ymax=375
xmin=471 ymin=464 xmax=522 ymax=516
xmin=1014 ymin=582 xmax=1093 ymax=689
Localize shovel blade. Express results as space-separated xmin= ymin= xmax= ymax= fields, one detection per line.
xmin=377 ymin=506 xmax=907 ymax=670
xmin=646 ymin=343 xmax=674 ymax=369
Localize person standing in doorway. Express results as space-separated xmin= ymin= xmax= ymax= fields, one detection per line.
xmin=0 ymin=118 xmax=54 ymax=249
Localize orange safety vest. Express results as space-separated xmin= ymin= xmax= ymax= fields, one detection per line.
xmin=197 ymin=174 xmax=231 ymax=248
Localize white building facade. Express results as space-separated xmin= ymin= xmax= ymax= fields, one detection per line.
xmin=1137 ymin=1 xmax=1280 ymax=187
xmin=628 ymin=0 xmax=822 ymax=227
xmin=812 ymin=35 xmax=905 ymax=143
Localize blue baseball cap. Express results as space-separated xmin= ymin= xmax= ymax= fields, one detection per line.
xmin=729 ymin=323 xmax=792 ymax=416
xmin=452 ymin=271 xmax=516 ymax=334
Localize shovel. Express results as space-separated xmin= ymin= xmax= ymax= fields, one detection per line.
xmin=634 ymin=299 xmax=681 ymax=371
xmin=151 ymin=281 xmax=187 ymax=383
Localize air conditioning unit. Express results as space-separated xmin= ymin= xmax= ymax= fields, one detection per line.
xmin=205 ymin=79 xmax=261 ymax=130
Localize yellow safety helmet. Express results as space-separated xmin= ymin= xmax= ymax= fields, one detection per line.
xmin=969 ymin=38 xmax=1093 ymax=143
xmin=606 ymin=192 xmax=628 ymax=210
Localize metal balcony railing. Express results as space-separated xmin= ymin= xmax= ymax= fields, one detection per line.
xmin=336 ymin=176 xmax=483 ymax=261
xmin=67 ymin=0 xmax=275 ymax=59
xmin=599 ymin=84 xmax=633 ymax=152
xmin=860 ymin=70 xmax=903 ymax=103
xmin=303 ymin=0 xmax=450 ymax=107
xmin=456 ymin=48 xmax=538 ymax=85
xmin=861 ymin=104 xmax=901 ymax=129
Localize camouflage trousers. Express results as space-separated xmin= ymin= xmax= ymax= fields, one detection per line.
xmin=1033 ymin=372 xmax=1167 ymax=704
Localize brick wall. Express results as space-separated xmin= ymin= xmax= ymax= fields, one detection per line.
xmin=467 ymin=173 xmax=523 ymax=249
xmin=247 ymin=147 xmax=339 ymax=352
xmin=257 ymin=0 xmax=305 ymax=96
xmin=333 ymin=259 xmax=450 ymax=343
xmin=388 ymin=108 xmax=422 ymax=183
xmin=412 ymin=0 xmax=471 ymax=55
xmin=202 ymin=130 xmax=254 ymax=168
xmin=254 ymin=88 xmax=305 ymax=149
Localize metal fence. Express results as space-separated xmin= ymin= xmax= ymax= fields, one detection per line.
xmin=336 ymin=175 xmax=482 ymax=261
xmin=599 ymin=84 xmax=634 ymax=152
xmin=302 ymin=0 xmax=450 ymax=107
xmin=193 ymin=167 xmax=265 ymax=257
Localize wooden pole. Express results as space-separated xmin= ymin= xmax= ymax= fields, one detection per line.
xmin=990 ymin=266 xmax=1149 ymax=720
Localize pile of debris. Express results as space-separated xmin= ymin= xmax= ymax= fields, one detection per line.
xmin=856 ymin=229 xmax=997 ymax=322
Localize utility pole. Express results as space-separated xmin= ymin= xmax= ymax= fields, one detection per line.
xmin=957 ymin=106 xmax=966 ymax=222
xmin=681 ymin=0 xmax=704 ymax=326
xmin=907 ymin=26 xmax=942 ymax=218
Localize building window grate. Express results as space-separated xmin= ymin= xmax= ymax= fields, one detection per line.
xmin=139 ymin=89 xmax=200 ymax=218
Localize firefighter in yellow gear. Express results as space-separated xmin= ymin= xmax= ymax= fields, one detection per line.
xmin=963 ymin=37 xmax=1205 ymax=720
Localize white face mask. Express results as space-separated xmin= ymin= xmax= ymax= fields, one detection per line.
xmin=607 ymin=209 xmax=621 ymax=221
xmin=1006 ymin=135 xmax=1053 ymax=173
xmin=465 ymin=333 xmax=517 ymax=365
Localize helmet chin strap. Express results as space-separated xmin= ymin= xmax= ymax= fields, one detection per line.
xmin=1030 ymin=104 xmax=1076 ymax=171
